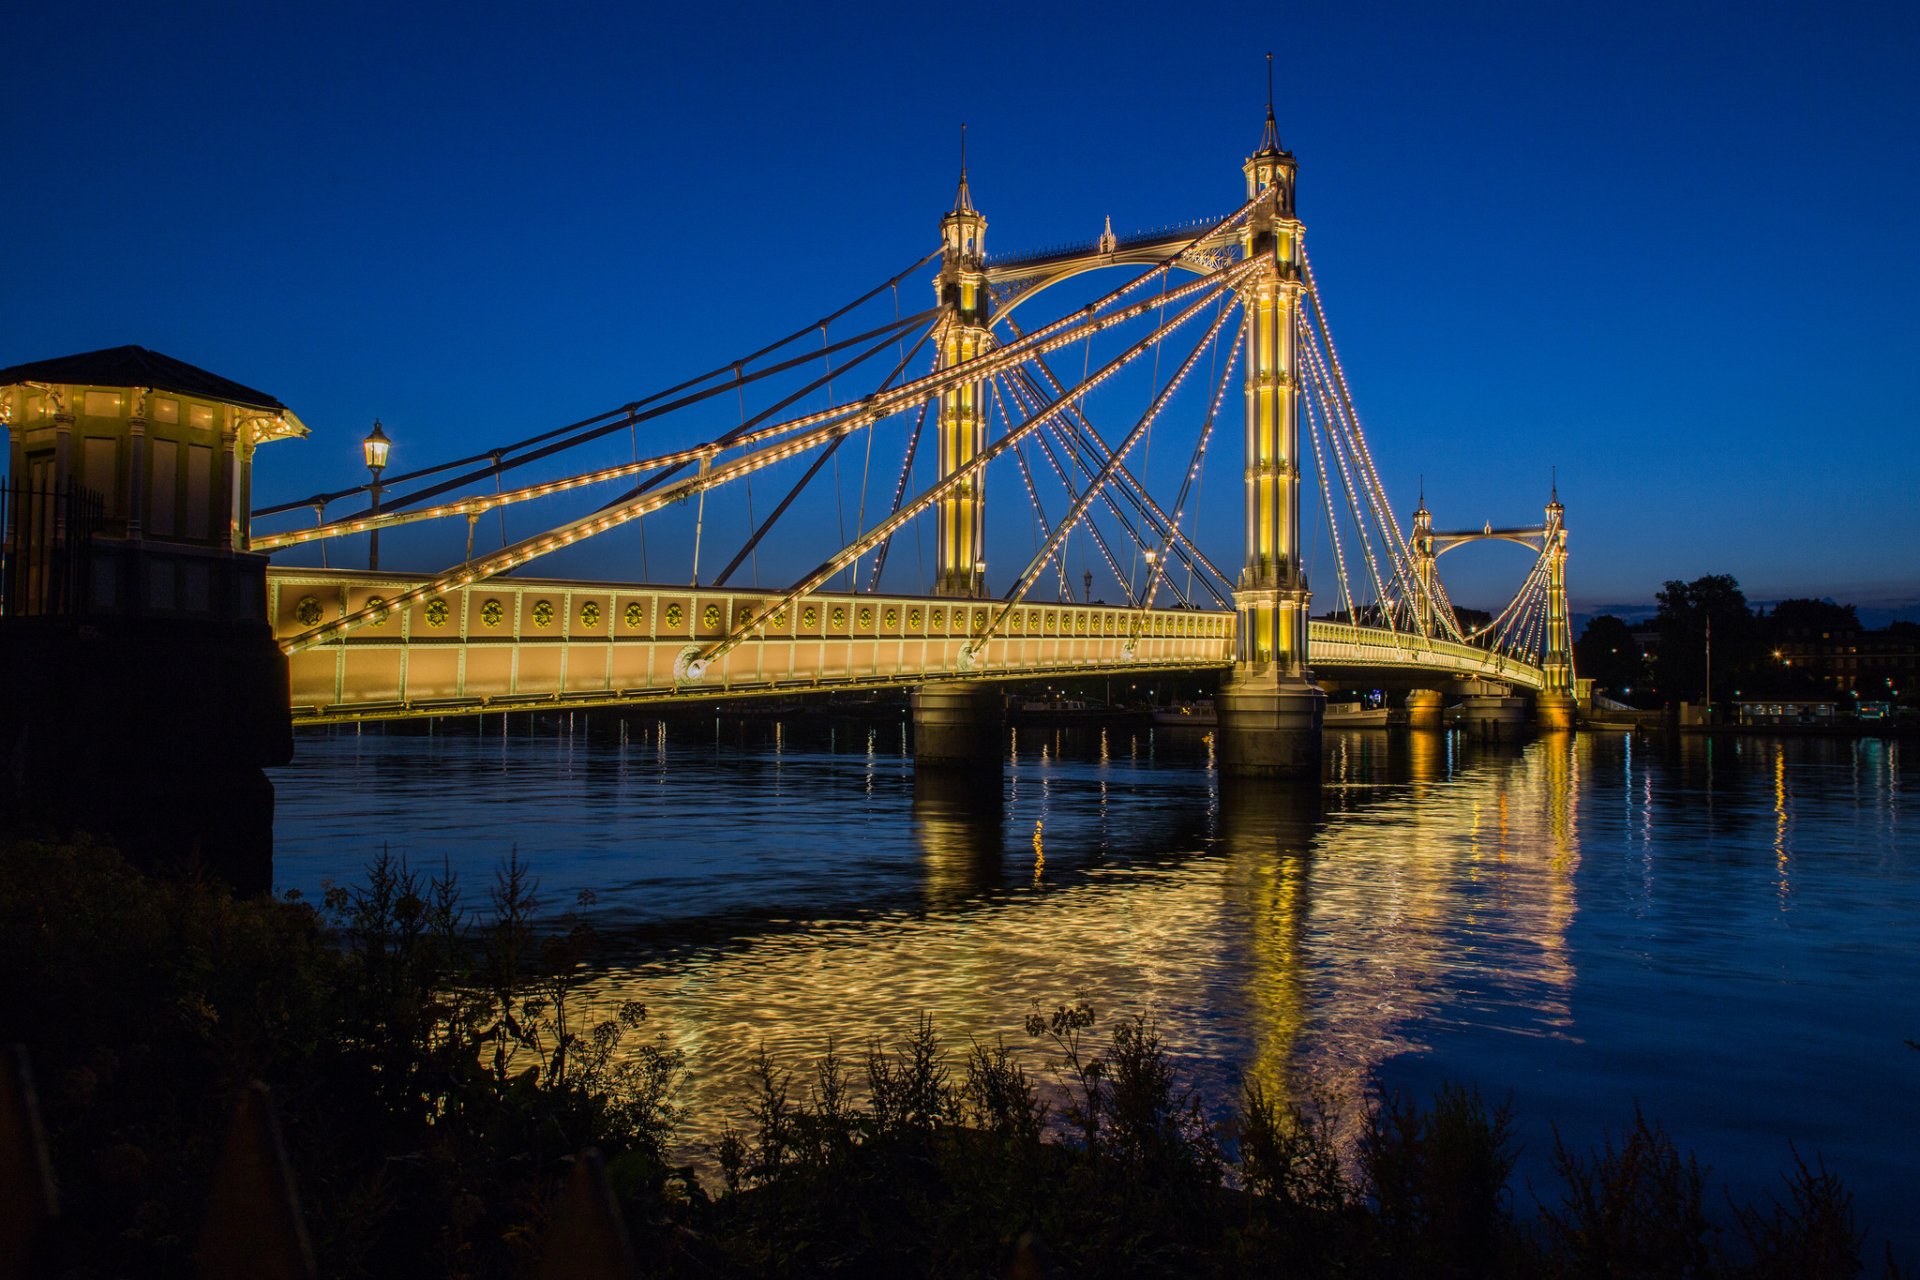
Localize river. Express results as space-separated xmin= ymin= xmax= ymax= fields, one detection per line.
xmin=271 ymin=715 xmax=1917 ymax=1255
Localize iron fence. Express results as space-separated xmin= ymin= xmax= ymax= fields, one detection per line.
xmin=0 ymin=481 xmax=104 ymax=618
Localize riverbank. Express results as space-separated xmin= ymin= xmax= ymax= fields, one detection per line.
xmin=3 ymin=836 xmax=1907 ymax=1276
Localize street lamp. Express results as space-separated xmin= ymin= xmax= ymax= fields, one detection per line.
xmin=363 ymin=419 xmax=391 ymax=570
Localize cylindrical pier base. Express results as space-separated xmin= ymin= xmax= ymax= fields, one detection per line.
xmin=1215 ymin=668 xmax=1325 ymax=776
xmin=1405 ymin=688 xmax=1444 ymax=731
xmin=910 ymin=681 xmax=1005 ymax=767
xmin=1535 ymin=692 xmax=1576 ymax=731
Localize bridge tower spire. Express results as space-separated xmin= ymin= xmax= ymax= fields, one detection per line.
xmin=933 ymin=125 xmax=990 ymax=599
xmin=1216 ymin=61 xmax=1327 ymax=774
xmin=1538 ymin=484 xmax=1576 ymax=729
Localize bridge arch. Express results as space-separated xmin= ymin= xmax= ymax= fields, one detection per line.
xmin=987 ymin=243 xmax=1230 ymax=325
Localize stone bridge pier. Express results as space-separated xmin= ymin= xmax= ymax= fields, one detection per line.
xmin=909 ymin=681 xmax=1006 ymax=767
xmin=1458 ymin=679 xmax=1530 ymax=739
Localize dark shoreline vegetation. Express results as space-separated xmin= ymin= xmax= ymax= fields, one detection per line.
xmin=2 ymin=840 xmax=1902 ymax=1279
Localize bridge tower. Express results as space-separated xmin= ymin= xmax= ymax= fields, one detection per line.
xmin=932 ymin=140 xmax=990 ymax=600
xmin=1537 ymin=485 xmax=1575 ymax=729
xmin=913 ymin=139 xmax=1005 ymax=765
xmin=1411 ymin=490 xmax=1436 ymax=636
xmin=1215 ymin=96 xmax=1327 ymax=774
xmin=1404 ymin=492 xmax=1445 ymax=729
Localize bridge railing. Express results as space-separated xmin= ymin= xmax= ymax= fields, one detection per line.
xmin=1306 ymin=620 xmax=1545 ymax=690
xmin=269 ymin=568 xmax=1237 ymax=722
xmin=265 ymin=569 xmax=1547 ymax=721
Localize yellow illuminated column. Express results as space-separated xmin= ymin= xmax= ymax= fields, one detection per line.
xmin=1235 ymin=128 xmax=1310 ymax=672
xmin=933 ymin=166 xmax=990 ymax=599
xmin=1543 ymin=491 xmax=1572 ymax=696
xmin=1215 ymin=108 xmax=1324 ymax=776
xmin=1411 ymin=496 xmax=1436 ymax=636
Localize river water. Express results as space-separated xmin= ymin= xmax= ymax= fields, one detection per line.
xmin=271 ymin=716 xmax=1917 ymax=1254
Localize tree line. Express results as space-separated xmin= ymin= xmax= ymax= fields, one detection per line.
xmin=1575 ymin=574 xmax=1913 ymax=708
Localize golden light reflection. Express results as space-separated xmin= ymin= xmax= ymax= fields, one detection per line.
xmin=911 ymin=770 xmax=1003 ymax=908
xmin=577 ymin=733 xmax=1586 ymax=1165
xmin=1774 ymin=745 xmax=1792 ymax=907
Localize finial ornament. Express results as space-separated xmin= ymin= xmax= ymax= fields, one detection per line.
xmin=950 ymin=122 xmax=977 ymax=215
xmin=1257 ymin=52 xmax=1283 ymax=155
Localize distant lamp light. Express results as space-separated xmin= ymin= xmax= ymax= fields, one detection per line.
xmin=363 ymin=418 xmax=392 ymax=474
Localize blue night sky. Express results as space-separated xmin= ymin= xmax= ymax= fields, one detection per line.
xmin=6 ymin=1 xmax=1917 ymax=616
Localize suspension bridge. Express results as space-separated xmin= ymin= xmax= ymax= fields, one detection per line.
xmin=6 ymin=100 xmax=1577 ymax=780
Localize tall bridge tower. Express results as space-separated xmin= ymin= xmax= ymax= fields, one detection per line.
xmin=1537 ymin=485 xmax=1575 ymax=729
xmin=933 ymin=142 xmax=990 ymax=600
xmin=912 ymin=141 xmax=1004 ymax=761
xmin=1215 ymin=99 xmax=1327 ymax=774
xmin=1411 ymin=491 xmax=1437 ymax=637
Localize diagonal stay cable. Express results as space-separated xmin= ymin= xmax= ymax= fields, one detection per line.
xmin=1006 ymin=367 xmax=1219 ymax=607
xmin=966 ymin=285 xmax=1241 ymax=657
xmin=682 ymin=265 xmax=1256 ymax=673
xmin=252 ymin=249 xmax=941 ymax=519
xmin=280 ymin=266 xmax=1249 ymax=654
xmin=1009 ymin=322 xmax=1238 ymax=596
xmin=258 ymin=310 xmax=942 ymax=552
xmin=713 ymin=318 xmax=941 ymax=586
xmin=999 ymin=374 xmax=1143 ymax=607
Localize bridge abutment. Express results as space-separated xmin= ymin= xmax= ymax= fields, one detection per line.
xmin=0 ymin=612 xmax=292 ymax=894
xmin=1 ymin=354 xmax=302 ymax=893
xmin=909 ymin=680 xmax=1005 ymax=767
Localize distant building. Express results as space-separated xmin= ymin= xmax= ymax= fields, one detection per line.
xmin=1735 ymin=700 xmax=1836 ymax=726
xmin=1772 ymin=618 xmax=1916 ymax=697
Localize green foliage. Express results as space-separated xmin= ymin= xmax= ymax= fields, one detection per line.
xmin=1575 ymin=614 xmax=1645 ymax=698
xmin=1656 ymin=574 xmax=1760 ymax=703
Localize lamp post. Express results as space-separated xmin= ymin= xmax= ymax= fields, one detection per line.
xmin=363 ymin=419 xmax=391 ymax=571
xmin=1704 ymin=612 xmax=1712 ymax=725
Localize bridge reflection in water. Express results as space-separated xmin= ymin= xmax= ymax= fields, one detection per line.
xmin=268 ymin=726 xmax=1915 ymax=1244
xmin=570 ymin=729 xmax=1582 ymax=1157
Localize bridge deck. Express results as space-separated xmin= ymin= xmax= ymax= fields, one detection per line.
xmin=269 ymin=570 xmax=1541 ymax=725
xmin=271 ymin=570 xmax=1233 ymax=725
